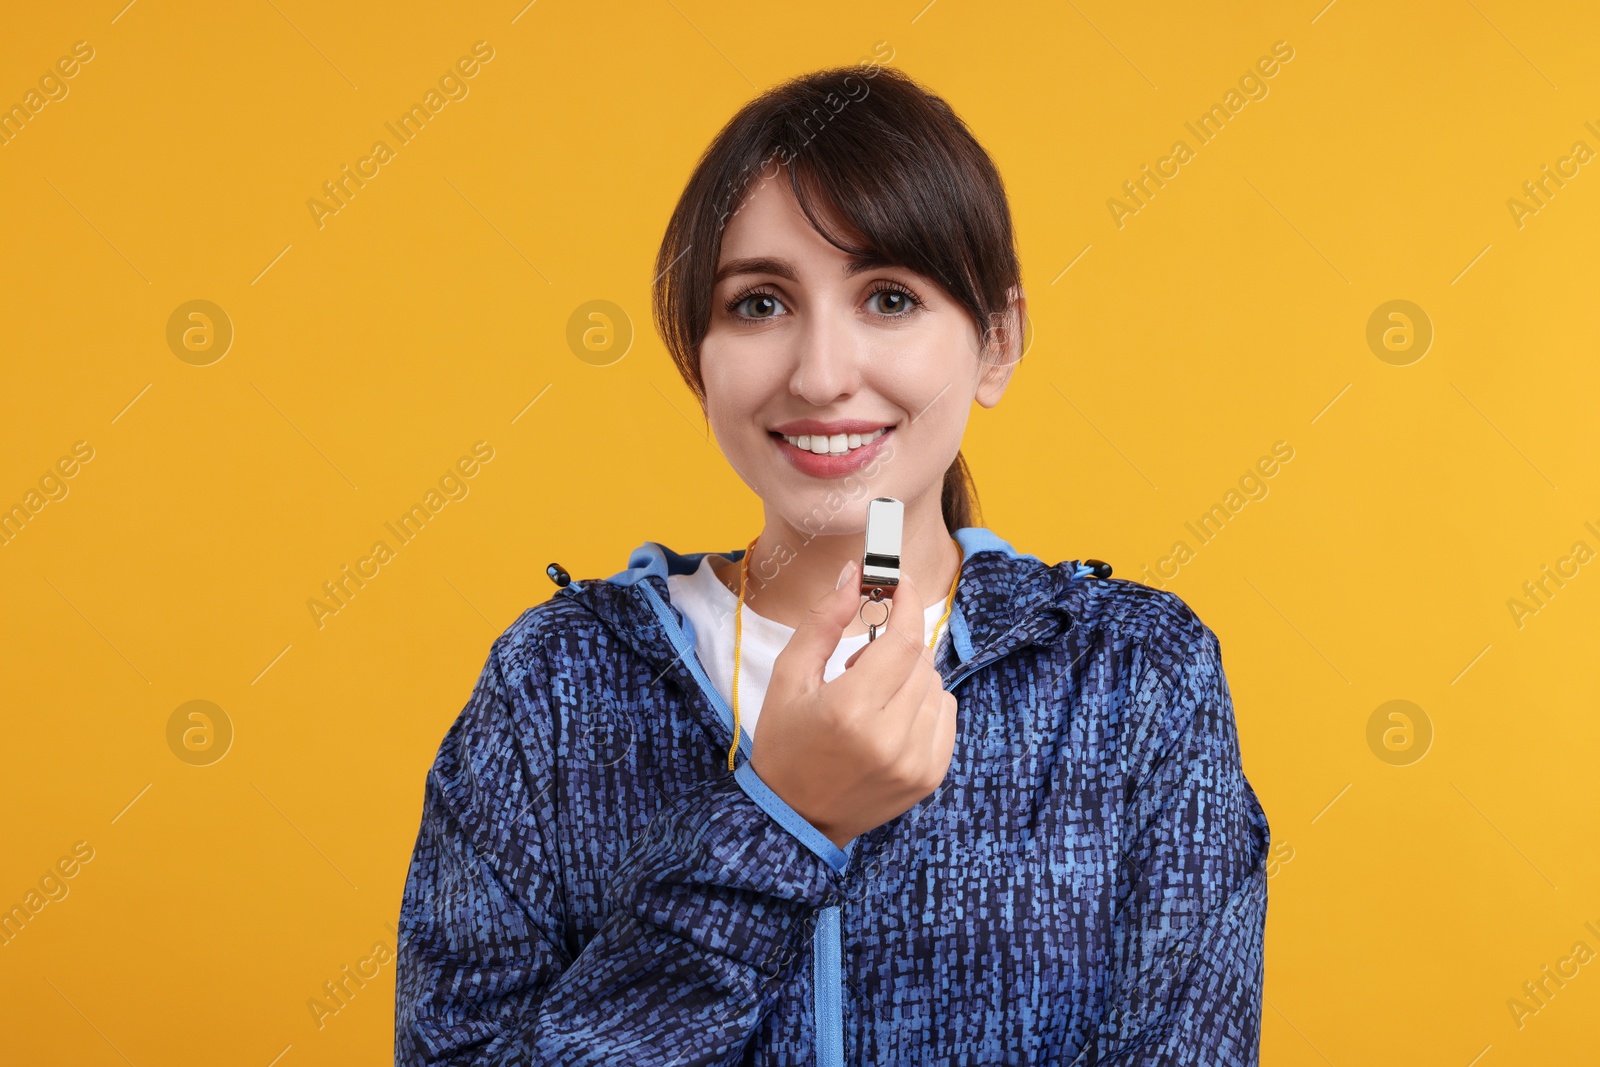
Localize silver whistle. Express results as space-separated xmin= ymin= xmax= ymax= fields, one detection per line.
xmin=858 ymin=497 xmax=904 ymax=640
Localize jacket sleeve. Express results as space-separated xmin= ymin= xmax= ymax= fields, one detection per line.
xmin=394 ymin=625 xmax=853 ymax=1066
xmin=1084 ymin=618 xmax=1271 ymax=1066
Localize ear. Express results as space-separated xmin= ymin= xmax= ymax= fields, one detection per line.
xmin=975 ymin=284 xmax=1026 ymax=409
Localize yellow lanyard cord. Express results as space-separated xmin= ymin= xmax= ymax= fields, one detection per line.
xmin=727 ymin=536 xmax=964 ymax=771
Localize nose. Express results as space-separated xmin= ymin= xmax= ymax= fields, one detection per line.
xmin=788 ymin=303 xmax=862 ymax=406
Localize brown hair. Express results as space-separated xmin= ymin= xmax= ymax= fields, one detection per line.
xmin=652 ymin=65 xmax=1024 ymax=533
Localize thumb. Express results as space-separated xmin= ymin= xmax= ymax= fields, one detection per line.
xmin=774 ymin=558 xmax=859 ymax=690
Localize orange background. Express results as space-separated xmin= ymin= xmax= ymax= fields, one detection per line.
xmin=2 ymin=1 xmax=1597 ymax=1063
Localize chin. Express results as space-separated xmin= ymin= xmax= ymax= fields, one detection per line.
xmin=764 ymin=491 xmax=869 ymax=535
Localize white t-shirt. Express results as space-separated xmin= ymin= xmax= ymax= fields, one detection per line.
xmin=666 ymin=554 xmax=952 ymax=740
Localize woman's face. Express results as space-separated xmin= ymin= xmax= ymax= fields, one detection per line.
xmin=699 ymin=176 xmax=1020 ymax=535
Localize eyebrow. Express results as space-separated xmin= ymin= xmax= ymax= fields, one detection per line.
xmin=712 ymin=254 xmax=897 ymax=285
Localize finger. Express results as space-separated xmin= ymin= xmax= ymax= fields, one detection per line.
xmin=901 ymin=675 xmax=949 ymax=783
xmin=885 ymin=568 xmax=929 ymax=644
xmin=927 ymin=690 xmax=957 ymax=777
xmin=877 ymin=583 xmax=947 ymax=719
xmin=887 ymin=653 xmax=943 ymax=754
xmin=772 ymin=558 xmax=860 ymax=691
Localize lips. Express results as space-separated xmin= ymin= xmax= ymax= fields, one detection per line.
xmin=771 ymin=425 xmax=894 ymax=478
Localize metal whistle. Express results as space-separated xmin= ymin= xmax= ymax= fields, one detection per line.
xmin=859 ymin=496 xmax=904 ymax=641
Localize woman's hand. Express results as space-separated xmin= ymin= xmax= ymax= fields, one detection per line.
xmin=749 ymin=559 xmax=959 ymax=850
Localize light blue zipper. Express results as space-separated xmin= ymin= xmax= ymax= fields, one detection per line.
xmin=813 ymin=905 xmax=845 ymax=1066
xmin=636 ymin=578 xmax=754 ymax=763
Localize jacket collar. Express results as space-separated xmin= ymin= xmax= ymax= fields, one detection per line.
xmin=559 ymin=526 xmax=1082 ymax=691
xmin=547 ymin=528 xmax=1090 ymax=860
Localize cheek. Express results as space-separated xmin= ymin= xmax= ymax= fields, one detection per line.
xmin=701 ymin=339 xmax=782 ymax=429
xmin=698 ymin=339 xmax=736 ymax=399
xmin=873 ymin=329 xmax=977 ymax=413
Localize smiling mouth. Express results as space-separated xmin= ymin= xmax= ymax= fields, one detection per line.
xmin=770 ymin=427 xmax=891 ymax=456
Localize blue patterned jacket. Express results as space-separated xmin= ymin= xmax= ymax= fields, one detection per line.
xmin=394 ymin=527 xmax=1270 ymax=1065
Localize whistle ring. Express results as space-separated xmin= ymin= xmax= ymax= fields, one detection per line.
xmin=859 ymin=596 xmax=891 ymax=633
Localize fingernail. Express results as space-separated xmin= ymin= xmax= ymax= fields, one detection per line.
xmin=836 ymin=559 xmax=856 ymax=590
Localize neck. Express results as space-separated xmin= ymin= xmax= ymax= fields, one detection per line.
xmin=714 ymin=491 xmax=963 ymax=638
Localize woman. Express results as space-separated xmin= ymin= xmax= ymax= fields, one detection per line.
xmin=395 ymin=65 xmax=1269 ymax=1066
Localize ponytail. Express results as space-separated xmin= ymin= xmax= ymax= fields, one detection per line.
xmin=941 ymin=451 xmax=980 ymax=532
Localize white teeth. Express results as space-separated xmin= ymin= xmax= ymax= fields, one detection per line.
xmin=782 ymin=427 xmax=887 ymax=455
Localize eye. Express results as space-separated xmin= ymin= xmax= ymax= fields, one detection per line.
xmin=866 ymin=282 xmax=923 ymax=317
xmin=725 ymin=287 xmax=787 ymax=320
